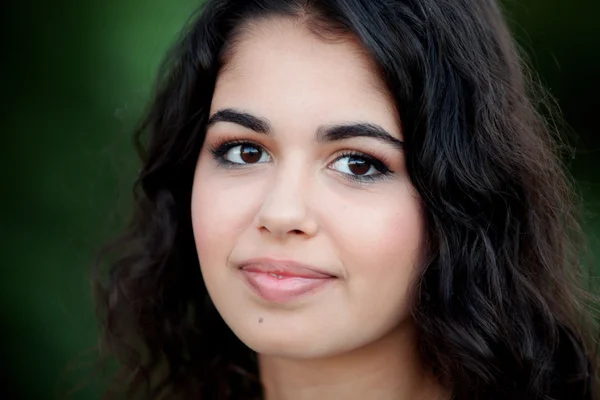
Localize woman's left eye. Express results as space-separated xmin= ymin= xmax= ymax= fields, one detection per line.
xmin=329 ymin=154 xmax=390 ymax=180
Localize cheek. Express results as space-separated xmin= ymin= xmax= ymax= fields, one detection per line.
xmin=191 ymin=164 xmax=251 ymax=263
xmin=335 ymin=187 xmax=424 ymax=260
xmin=332 ymin=186 xmax=425 ymax=314
xmin=191 ymin=158 xmax=266 ymax=248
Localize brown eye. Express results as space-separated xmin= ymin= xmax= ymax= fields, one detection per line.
xmin=224 ymin=143 xmax=271 ymax=164
xmin=331 ymin=154 xmax=378 ymax=177
xmin=329 ymin=153 xmax=391 ymax=182
xmin=240 ymin=145 xmax=262 ymax=163
xmin=347 ymin=157 xmax=371 ymax=176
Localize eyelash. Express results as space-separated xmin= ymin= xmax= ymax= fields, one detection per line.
xmin=332 ymin=150 xmax=392 ymax=182
xmin=209 ymin=138 xmax=256 ymax=165
xmin=208 ymin=138 xmax=394 ymax=182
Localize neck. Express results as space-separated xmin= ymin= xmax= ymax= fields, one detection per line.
xmin=258 ymin=323 xmax=446 ymax=400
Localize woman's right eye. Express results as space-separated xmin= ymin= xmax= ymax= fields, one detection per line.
xmin=219 ymin=143 xmax=271 ymax=165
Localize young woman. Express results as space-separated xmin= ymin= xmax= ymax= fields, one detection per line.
xmin=94 ymin=0 xmax=598 ymax=399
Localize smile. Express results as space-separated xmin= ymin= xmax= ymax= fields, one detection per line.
xmin=238 ymin=259 xmax=338 ymax=303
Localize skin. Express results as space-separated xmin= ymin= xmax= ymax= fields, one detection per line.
xmin=191 ymin=17 xmax=444 ymax=400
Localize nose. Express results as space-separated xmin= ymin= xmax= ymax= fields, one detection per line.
xmin=256 ymin=168 xmax=318 ymax=239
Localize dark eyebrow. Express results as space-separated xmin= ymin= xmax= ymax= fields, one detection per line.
xmin=206 ymin=108 xmax=272 ymax=135
xmin=317 ymin=123 xmax=404 ymax=151
xmin=207 ymin=108 xmax=403 ymax=150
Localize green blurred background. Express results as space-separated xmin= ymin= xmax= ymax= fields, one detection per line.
xmin=2 ymin=0 xmax=598 ymax=398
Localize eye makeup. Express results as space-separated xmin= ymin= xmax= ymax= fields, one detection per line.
xmin=207 ymin=136 xmax=395 ymax=182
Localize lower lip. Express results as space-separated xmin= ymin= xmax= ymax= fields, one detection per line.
xmin=241 ymin=270 xmax=335 ymax=303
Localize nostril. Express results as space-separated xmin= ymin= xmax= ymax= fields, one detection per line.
xmin=290 ymin=229 xmax=303 ymax=235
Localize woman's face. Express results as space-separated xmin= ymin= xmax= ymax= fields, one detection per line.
xmin=191 ymin=17 xmax=425 ymax=359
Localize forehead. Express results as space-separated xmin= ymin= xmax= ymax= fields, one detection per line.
xmin=210 ymin=17 xmax=400 ymax=136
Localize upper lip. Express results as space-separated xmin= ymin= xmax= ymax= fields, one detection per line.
xmin=238 ymin=258 xmax=337 ymax=279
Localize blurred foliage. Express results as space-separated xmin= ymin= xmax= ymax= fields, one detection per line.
xmin=1 ymin=0 xmax=598 ymax=399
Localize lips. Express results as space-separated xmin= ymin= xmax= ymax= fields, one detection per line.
xmin=238 ymin=259 xmax=337 ymax=303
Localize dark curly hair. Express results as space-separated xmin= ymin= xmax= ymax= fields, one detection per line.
xmin=93 ymin=0 xmax=599 ymax=399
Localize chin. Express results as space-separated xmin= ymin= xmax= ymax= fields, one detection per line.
xmin=234 ymin=327 xmax=332 ymax=358
xmin=249 ymin=340 xmax=349 ymax=360
xmin=231 ymin=324 xmax=350 ymax=360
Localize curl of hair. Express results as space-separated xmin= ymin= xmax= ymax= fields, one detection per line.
xmin=93 ymin=1 xmax=598 ymax=399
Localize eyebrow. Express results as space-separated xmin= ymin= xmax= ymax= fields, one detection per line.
xmin=206 ymin=108 xmax=404 ymax=150
xmin=206 ymin=108 xmax=271 ymax=134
